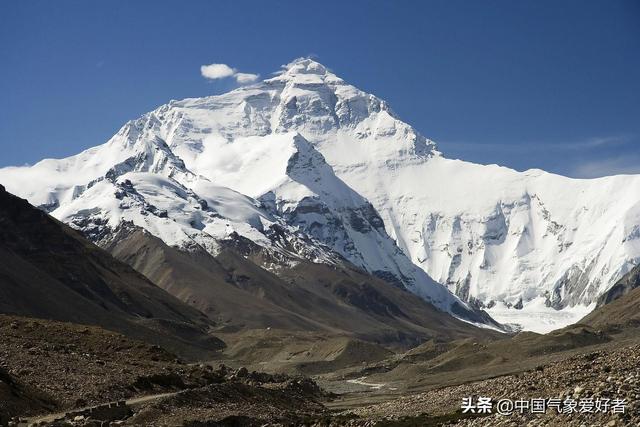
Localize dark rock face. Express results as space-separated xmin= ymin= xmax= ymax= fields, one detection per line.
xmin=597 ymin=264 xmax=640 ymax=307
xmin=514 ymin=298 xmax=523 ymax=310
xmin=580 ymin=270 xmax=640 ymax=330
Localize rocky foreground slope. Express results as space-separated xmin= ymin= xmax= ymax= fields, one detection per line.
xmin=347 ymin=343 xmax=639 ymax=427
xmin=0 ymin=315 xmax=329 ymax=426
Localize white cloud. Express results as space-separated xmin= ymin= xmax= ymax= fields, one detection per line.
xmin=200 ymin=63 xmax=259 ymax=85
xmin=200 ymin=63 xmax=236 ymax=80
xmin=234 ymin=72 xmax=259 ymax=84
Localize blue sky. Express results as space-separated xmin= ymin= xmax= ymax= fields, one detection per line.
xmin=1 ymin=0 xmax=639 ymax=177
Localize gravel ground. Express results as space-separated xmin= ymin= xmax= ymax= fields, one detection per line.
xmin=0 ymin=315 xmax=214 ymax=413
xmin=345 ymin=344 xmax=640 ymax=426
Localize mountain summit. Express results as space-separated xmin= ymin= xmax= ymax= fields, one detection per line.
xmin=1 ymin=59 xmax=639 ymax=332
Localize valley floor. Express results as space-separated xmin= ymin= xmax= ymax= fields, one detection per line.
xmin=2 ymin=314 xmax=639 ymax=426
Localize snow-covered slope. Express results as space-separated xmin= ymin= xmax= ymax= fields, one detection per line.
xmin=0 ymin=120 xmax=336 ymax=267
xmin=0 ymin=78 xmax=479 ymax=322
xmin=2 ymin=58 xmax=639 ymax=331
xmin=189 ymin=130 xmax=459 ymax=308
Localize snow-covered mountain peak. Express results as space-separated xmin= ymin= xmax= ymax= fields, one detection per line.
xmin=267 ymin=57 xmax=339 ymax=83
xmin=3 ymin=58 xmax=640 ymax=332
xmin=100 ymin=59 xmax=433 ymax=180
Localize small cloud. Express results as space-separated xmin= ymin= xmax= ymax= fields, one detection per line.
xmin=234 ymin=72 xmax=259 ymax=84
xmin=200 ymin=63 xmax=259 ymax=85
xmin=200 ymin=63 xmax=236 ymax=80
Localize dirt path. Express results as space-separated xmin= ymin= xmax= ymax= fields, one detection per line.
xmin=19 ymin=391 xmax=178 ymax=426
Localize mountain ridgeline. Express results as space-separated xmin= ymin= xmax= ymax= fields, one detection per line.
xmin=1 ymin=58 xmax=639 ymax=333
